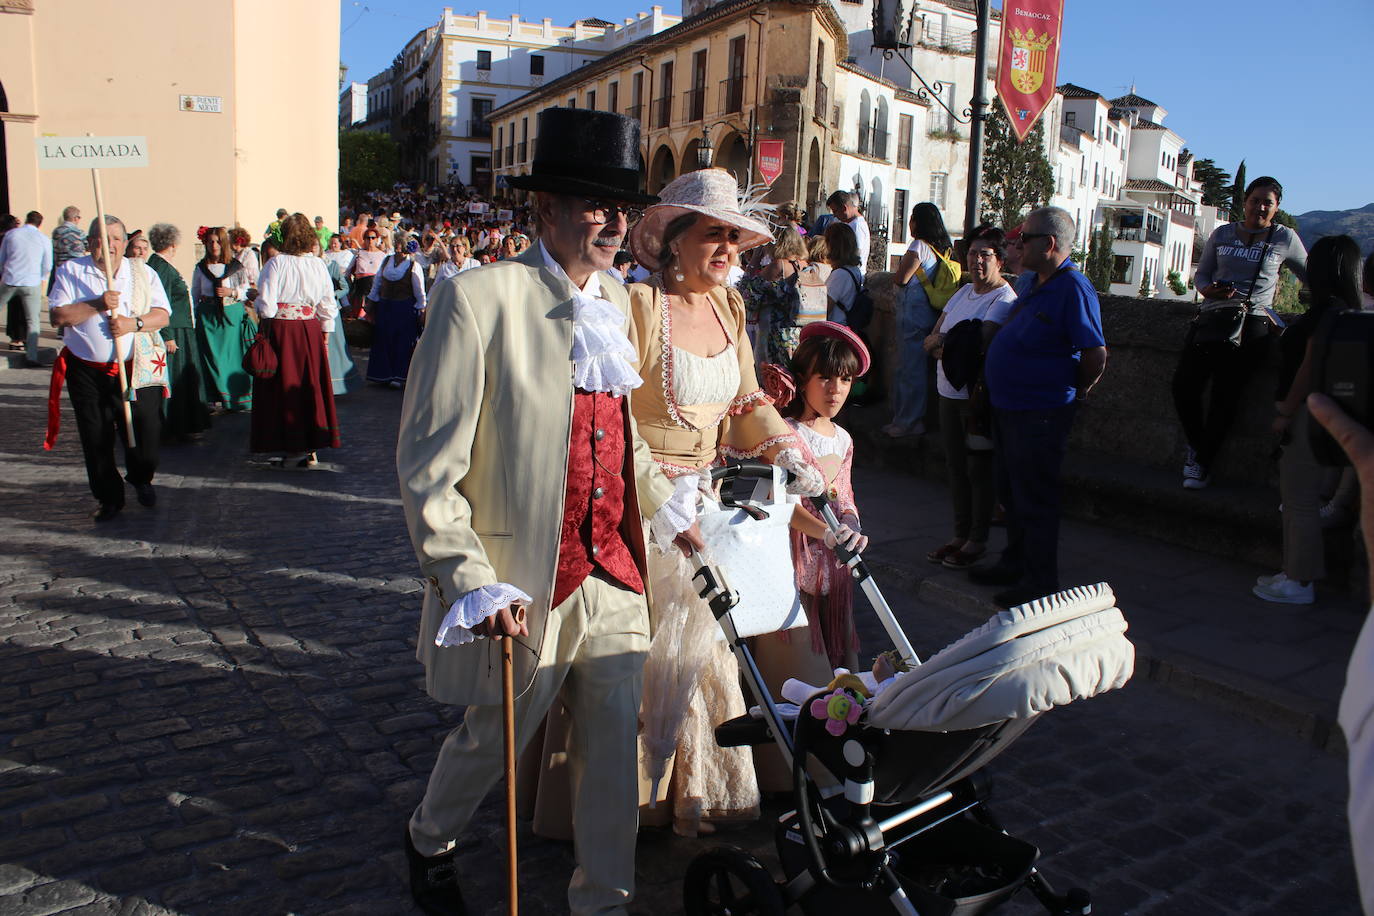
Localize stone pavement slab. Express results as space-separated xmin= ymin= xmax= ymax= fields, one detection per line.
xmin=0 ymin=347 xmax=1362 ymax=914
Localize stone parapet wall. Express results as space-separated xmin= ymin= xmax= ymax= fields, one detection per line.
xmin=866 ymin=274 xmax=1282 ymax=486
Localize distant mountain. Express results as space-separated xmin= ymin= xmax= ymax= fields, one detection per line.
xmin=1294 ymin=202 xmax=1374 ymax=255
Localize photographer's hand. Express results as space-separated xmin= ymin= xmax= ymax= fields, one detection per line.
xmin=1308 ymin=393 xmax=1374 ymax=596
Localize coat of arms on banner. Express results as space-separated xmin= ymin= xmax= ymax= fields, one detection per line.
xmin=1009 ymin=27 xmax=1054 ymax=94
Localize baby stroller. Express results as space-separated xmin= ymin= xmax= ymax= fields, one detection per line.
xmin=681 ymin=462 xmax=1135 ymax=915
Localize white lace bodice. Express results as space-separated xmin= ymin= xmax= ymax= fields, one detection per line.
xmin=671 ymin=344 xmax=740 ymax=407
xmin=795 ymin=420 xmax=852 ymax=458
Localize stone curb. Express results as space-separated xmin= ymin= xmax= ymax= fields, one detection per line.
xmin=868 ymin=557 xmax=1348 ymax=757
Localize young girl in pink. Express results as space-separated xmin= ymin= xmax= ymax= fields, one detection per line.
xmin=760 ymin=321 xmax=871 ymax=673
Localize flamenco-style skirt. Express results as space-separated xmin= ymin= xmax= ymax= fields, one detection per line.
xmin=195 ymin=299 xmax=254 ymax=410
xmin=161 ymin=326 xmax=211 ymax=437
xmin=250 ymin=318 xmax=341 ymax=454
xmin=366 ymin=296 xmax=421 ymax=385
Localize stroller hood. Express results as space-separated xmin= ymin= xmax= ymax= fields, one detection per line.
xmin=865 ymin=582 xmax=1134 ymax=732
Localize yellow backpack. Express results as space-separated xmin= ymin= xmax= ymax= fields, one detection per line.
xmin=916 ymin=247 xmax=963 ymax=310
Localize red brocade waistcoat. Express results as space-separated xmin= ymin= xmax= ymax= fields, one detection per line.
xmin=551 ymin=389 xmax=644 ymax=608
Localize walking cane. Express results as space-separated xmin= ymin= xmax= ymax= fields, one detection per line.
xmin=501 ymin=604 xmax=525 ymax=916
xmin=89 ymin=166 xmax=137 ymax=447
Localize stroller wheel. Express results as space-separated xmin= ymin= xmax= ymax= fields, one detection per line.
xmin=683 ymin=846 xmax=786 ymax=916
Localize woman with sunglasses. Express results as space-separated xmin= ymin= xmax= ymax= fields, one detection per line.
xmin=346 ymin=228 xmax=385 ymax=321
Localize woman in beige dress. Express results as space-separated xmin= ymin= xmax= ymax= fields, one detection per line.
xmin=521 ymin=170 xmax=823 ymax=839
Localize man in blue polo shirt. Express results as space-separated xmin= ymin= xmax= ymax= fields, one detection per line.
xmin=971 ymin=207 xmax=1107 ymax=608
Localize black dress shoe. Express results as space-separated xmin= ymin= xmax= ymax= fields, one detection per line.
xmin=133 ymin=483 xmax=156 ymax=507
xmin=93 ymin=504 xmax=122 ymax=522
xmin=404 ymin=828 xmax=467 ymax=916
xmin=968 ymin=564 xmax=1021 ymax=586
xmin=993 ymin=586 xmax=1052 ymax=609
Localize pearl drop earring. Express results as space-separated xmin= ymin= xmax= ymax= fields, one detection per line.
xmin=672 ymin=252 xmax=685 ymax=283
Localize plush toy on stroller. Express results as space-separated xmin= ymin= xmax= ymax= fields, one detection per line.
xmin=681 ymin=462 xmax=1135 ymax=915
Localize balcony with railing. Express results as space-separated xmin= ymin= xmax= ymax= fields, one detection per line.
xmin=468 ymin=119 xmax=492 ymax=138
xmin=814 ymin=81 xmax=828 ymax=123
xmin=624 ymin=104 xmax=643 ymax=125
xmin=651 ymin=96 xmax=672 ymax=129
xmin=683 ymin=87 xmax=705 ymax=123
xmin=920 ymin=21 xmax=975 ymax=53
xmin=517 ymin=141 xmax=527 ymax=164
xmin=719 ymin=76 xmax=744 ymax=115
xmin=505 ymin=145 xmax=514 ymax=167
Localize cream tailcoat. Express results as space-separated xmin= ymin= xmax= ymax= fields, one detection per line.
xmin=397 ymin=245 xmax=676 ymax=707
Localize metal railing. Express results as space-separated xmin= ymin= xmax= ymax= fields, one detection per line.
xmin=921 ymin=21 xmax=975 ymax=53
xmin=517 ymin=141 xmax=527 ymax=163
xmin=858 ymin=125 xmax=871 ymax=156
xmin=651 ymin=96 xmax=672 ymax=129
xmin=505 ymin=145 xmax=514 ymax=167
xmin=683 ymin=87 xmax=706 ymax=122
xmin=468 ymin=119 xmax=492 ymax=138
xmin=719 ymin=76 xmax=744 ymax=115
xmin=624 ymin=104 xmax=643 ymax=124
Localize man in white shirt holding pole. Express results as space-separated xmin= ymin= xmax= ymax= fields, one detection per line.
xmin=0 ymin=210 xmax=54 ymax=366
xmin=46 ymin=215 xmax=171 ymax=522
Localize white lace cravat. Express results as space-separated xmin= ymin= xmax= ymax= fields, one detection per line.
xmin=541 ymin=242 xmax=642 ymax=397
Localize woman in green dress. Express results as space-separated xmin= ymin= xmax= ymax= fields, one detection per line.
xmin=146 ymin=223 xmax=210 ymax=438
xmin=192 ymin=226 xmax=255 ymax=412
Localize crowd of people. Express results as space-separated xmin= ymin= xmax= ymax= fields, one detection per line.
xmin=6 ymin=101 xmax=1373 ymax=914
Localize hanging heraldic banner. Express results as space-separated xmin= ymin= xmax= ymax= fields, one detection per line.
xmin=36 ymin=136 xmax=149 ymax=170
xmin=995 ymin=0 xmax=1064 ymax=143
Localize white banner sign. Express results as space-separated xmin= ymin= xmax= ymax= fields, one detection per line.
xmin=497 ymin=209 xmax=513 ymax=222
xmin=36 ymin=136 xmax=149 ymax=170
xmin=179 ymin=95 xmax=222 ymax=113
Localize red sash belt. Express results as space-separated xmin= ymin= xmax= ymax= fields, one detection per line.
xmin=43 ymin=347 xmax=128 ymax=451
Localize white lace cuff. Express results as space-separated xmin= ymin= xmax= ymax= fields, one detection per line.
xmin=649 ymin=473 xmax=699 ymax=552
xmin=571 ymin=293 xmax=643 ymax=397
xmin=774 ymin=447 xmax=825 ymax=497
xmin=434 ymin=583 xmax=533 ymax=647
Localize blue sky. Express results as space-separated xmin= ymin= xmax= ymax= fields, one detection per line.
xmin=341 ymin=0 xmax=1373 ymax=215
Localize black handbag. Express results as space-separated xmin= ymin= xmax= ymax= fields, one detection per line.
xmin=1189 ymin=224 xmax=1275 ymax=347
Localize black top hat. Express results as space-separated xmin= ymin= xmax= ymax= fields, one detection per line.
xmin=506 ymin=109 xmax=658 ymax=205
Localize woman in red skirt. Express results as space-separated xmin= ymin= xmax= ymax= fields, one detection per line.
xmin=250 ymin=213 xmax=341 ymax=467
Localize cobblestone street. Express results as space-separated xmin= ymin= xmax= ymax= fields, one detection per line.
xmin=0 ymin=353 xmax=1362 ymax=915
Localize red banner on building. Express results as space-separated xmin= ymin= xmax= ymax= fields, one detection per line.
xmin=995 ymin=0 xmax=1065 ymax=143
xmin=756 ymin=140 xmax=784 ymax=186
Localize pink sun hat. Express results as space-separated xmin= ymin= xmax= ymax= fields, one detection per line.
xmin=628 ymin=168 xmax=774 ymax=271
xmin=799 ymin=320 xmax=871 ymax=376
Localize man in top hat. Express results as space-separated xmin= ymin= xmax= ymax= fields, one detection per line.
xmin=397 ymin=107 xmax=702 ymax=915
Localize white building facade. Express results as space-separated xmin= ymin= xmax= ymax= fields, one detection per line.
xmin=419 ymin=6 xmax=679 ymax=188
xmin=828 ymin=0 xmax=997 ymax=264
xmin=338 ymin=81 xmax=367 ymax=130
xmin=1048 ymin=86 xmax=1225 ymax=300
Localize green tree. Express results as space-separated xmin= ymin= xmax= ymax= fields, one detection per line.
xmin=1229 ymin=160 xmax=1247 ymax=222
xmin=1139 ymin=263 xmax=1152 ymax=297
xmin=339 ymin=130 xmax=399 ymax=196
xmin=979 ymin=108 xmax=1054 ymax=230
xmin=1274 ymin=266 xmax=1301 ymax=313
xmin=1084 ymin=224 xmax=1114 ymax=293
xmin=1166 ymin=270 xmax=1187 ymax=296
xmin=1190 ymin=155 xmax=1232 ymax=208
xmin=1274 ymin=208 xmax=1298 ymax=231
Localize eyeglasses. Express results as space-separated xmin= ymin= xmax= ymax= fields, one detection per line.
xmin=581 ymin=199 xmax=643 ymax=225
xmin=364 ymin=234 xmax=378 ymax=240
xmin=1017 ymin=232 xmax=1052 ymax=246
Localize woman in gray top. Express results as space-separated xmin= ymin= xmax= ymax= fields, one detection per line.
xmin=1171 ymin=176 xmax=1308 ymax=489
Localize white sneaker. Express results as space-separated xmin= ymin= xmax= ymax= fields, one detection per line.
xmin=1255 ymin=570 xmax=1288 ymax=588
xmin=1252 ymin=578 xmax=1314 ymax=605
xmin=1182 ymin=450 xmax=1209 ymax=489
